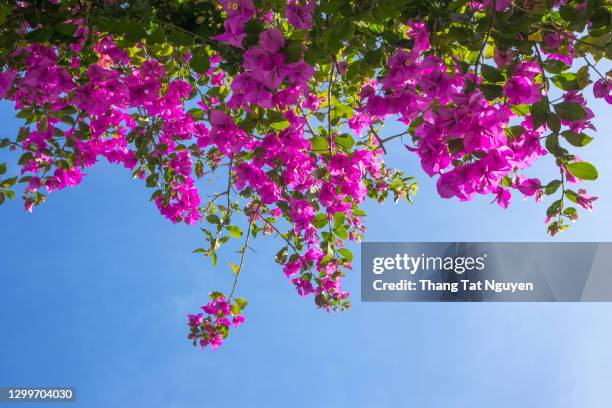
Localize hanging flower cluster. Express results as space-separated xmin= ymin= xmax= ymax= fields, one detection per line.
xmin=0 ymin=0 xmax=610 ymax=349
xmin=188 ymin=293 xmax=246 ymax=350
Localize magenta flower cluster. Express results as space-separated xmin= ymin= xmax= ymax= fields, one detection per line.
xmin=0 ymin=0 xmax=609 ymax=349
xmin=353 ymin=18 xmax=604 ymax=215
xmin=188 ymin=294 xmax=246 ymax=350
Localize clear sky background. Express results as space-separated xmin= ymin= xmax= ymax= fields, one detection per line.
xmin=1 ymin=75 xmax=612 ymax=406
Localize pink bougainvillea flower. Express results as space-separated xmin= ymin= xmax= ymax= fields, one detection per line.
xmin=515 ymin=176 xmax=542 ymax=197
xmin=493 ymin=49 xmax=515 ymax=68
xmin=218 ymin=0 xmax=255 ymax=22
xmin=493 ymin=187 xmax=512 ymax=209
xmin=593 ymin=78 xmax=612 ymax=104
xmin=259 ymin=28 xmax=285 ymax=53
xmin=503 ymin=76 xmax=541 ymax=104
xmin=286 ymin=0 xmax=316 ymax=30
xmin=348 ymin=112 xmax=372 ymax=137
xmin=576 ymin=189 xmax=598 ymax=212
xmin=232 ymin=315 xmax=246 ymax=328
xmin=0 ymin=70 xmax=16 ymax=98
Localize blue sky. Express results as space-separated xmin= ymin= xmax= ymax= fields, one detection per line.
xmin=1 ymin=83 xmax=612 ymax=406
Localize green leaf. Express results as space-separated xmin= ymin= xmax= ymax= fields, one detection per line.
xmin=336 ymin=134 xmax=355 ymax=152
xmin=545 ymin=134 xmax=561 ymax=156
xmin=575 ymin=66 xmax=591 ymax=89
xmin=147 ymin=27 xmax=166 ymax=45
xmin=333 ymin=212 xmax=346 ymax=228
xmin=188 ymin=108 xmax=205 ymax=120
xmin=145 ymin=174 xmax=158 ymax=188
xmin=338 ymin=247 xmax=353 ymax=262
xmin=547 ymin=114 xmax=561 ymax=134
xmin=335 ymin=19 xmax=355 ymax=41
xmin=333 ymin=225 xmax=349 ymax=240
xmin=191 ymin=49 xmax=210 ymax=74
xmin=561 ymin=131 xmax=593 ymax=147
xmin=563 ymin=207 xmax=577 ymax=216
xmin=479 ymin=84 xmax=503 ymax=100
xmin=363 ymin=48 xmax=383 ymax=66
xmin=312 ymin=213 xmax=329 ymax=229
xmin=542 ymin=59 xmax=570 ymax=74
xmin=26 ymin=27 xmax=53 ymax=42
xmin=54 ymin=22 xmax=78 ymax=37
xmin=544 ymin=180 xmax=561 ymax=195
xmin=304 ymin=43 xmax=324 ymax=65
xmin=551 ymin=72 xmax=579 ymax=91
xmin=17 ymin=152 xmax=33 ymax=166
xmin=270 ymin=119 xmax=290 ymax=131
xmin=590 ymin=7 xmax=611 ymax=30
xmin=0 ymin=162 xmax=6 ymax=175
xmin=566 ymin=162 xmax=598 ymax=181
xmin=209 ymin=291 xmax=224 ymax=300
xmin=505 ymin=125 xmax=525 ymax=140
xmin=546 ymin=199 xmax=563 ymax=217
xmin=123 ymin=23 xmax=147 ymax=42
xmin=510 ymin=104 xmax=530 ymax=116
xmin=283 ymin=39 xmax=303 ymax=63
xmin=275 ymin=246 xmax=289 ymax=264
xmin=168 ymin=28 xmax=192 ymax=46
xmin=0 ymin=3 xmax=9 ymax=26
xmin=207 ymin=214 xmax=221 ymax=224
xmin=554 ymin=102 xmax=586 ymax=121
xmin=309 ymin=136 xmax=329 ymax=153
xmin=226 ymin=225 xmax=243 ymax=239
xmin=481 ymin=65 xmax=505 ymax=83
xmin=530 ymin=100 xmax=549 ymax=129
xmin=232 ymin=297 xmax=248 ymax=314
xmin=352 ymin=208 xmax=367 ymax=216
xmin=564 ymin=189 xmax=578 ymax=203
xmin=1 ymin=176 xmax=17 ymax=188
xmin=229 ymin=263 xmax=240 ymax=276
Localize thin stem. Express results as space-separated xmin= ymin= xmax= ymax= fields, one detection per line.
xmin=296 ymin=106 xmax=317 ymax=137
xmin=369 ymin=126 xmax=388 ymax=154
xmin=473 ymin=2 xmax=496 ymax=83
xmin=536 ymin=26 xmax=610 ymax=52
xmin=225 ymin=157 xmax=234 ymax=216
xmin=558 ymin=167 xmax=566 ymax=225
xmin=201 ymin=191 xmax=228 ymax=215
xmin=262 ymin=217 xmax=317 ymax=276
xmin=534 ymin=44 xmax=553 ymax=111
xmin=583 ymin=56 xmax=606 ymax=81
xmin=326 ymin=61 xmax=336 ymax=251
xmin=160 ymin=20 xmax=215 ymax=46
xmin=327 ymin=62 xmax=335 ymax=154
xmin=228 ymin=219 xmax=254 ymax=299
xmin=380 ymin=131 xmax=410 ymax=144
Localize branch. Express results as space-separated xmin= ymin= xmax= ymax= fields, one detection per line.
xmin=369 ymin=126 xmax=388 ymax=154
xmin=583 ymin=56 xmax=607 ymax=81
xmin=228 ymin=219 xmax=254 ymax=299
xmin=327 ymin=61 xmax=335 ymax=155
xmin=473 ymin=2 xmax=497 ymax=83
xmin=262 ymin=217 xmax=317 ymax=276
xmin=534 ymin=44 xmax=551 ymax=103
xmin=381 ymin=130 xmax=410 ymax=146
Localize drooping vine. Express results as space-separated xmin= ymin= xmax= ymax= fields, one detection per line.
xmin=0 ymin=0 xmax=610 ymax=349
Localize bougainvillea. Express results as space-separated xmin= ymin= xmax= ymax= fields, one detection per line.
xmin=0 ymin=0 xmax=610 ymax=349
